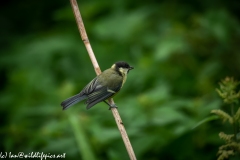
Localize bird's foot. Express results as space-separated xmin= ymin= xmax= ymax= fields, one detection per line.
xmin=104 ymin=101 xmax=118 ymax=110
xmin=108 ymin=103 xmax=118 ymax=110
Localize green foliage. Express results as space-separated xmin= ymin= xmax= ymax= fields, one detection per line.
xmin=213 ymin=77 xmax=240 ymax=160
xmin=211 ymin=110 xmax=233 ymax=124
xmin=1 ymin=0 xmax=240 ymax=160
xmin=234 ymin=108 xmax=240 ymax=123
xmin=216 ymin=77 xmax=240 ymax=104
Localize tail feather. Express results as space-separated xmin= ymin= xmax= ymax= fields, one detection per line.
xmin=61 ymin=94 xmax=87 ymax=110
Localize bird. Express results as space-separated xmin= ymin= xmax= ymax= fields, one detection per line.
xmin=61 ymin=61 xmax=134 ymax=110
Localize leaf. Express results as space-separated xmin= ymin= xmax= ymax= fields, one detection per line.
xmin=192 ymin=115 xmax=219 ymax=129
xmin=211 ymin=109 xmax=234 ymax=124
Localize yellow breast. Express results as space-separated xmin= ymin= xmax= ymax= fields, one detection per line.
xmin=119 ymin=68 xmax=128 ymax=88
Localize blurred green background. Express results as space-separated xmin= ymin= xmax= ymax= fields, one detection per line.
xmin=1 ymin=0 xmax=240 ymax=159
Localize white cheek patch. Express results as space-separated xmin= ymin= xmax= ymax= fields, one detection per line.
xmin=119 ymin=68 xmax=128 ymax=75
xmin=119 ymin=67 xmax=128 ymax=87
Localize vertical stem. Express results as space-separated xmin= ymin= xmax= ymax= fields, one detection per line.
xmin=68 ymin=113 xmax=96 ymax=160
xmin=69 ymin=0 xmax=137 ymax=159
xmin=231 ymin=104 xmax=237 ymax=140
xmin=70 ymin=0 xmax=101 ymax=75
xmin=108 ymin=99 xmax=137 ymax=160
xmin=231 ymin=103 xmax=240 ymax=159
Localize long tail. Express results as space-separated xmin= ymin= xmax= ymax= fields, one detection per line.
xmin=61 ymin=94 xmax=87 ymax=110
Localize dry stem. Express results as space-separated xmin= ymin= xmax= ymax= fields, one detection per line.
xmin=69 ymin=0 xmax=137 ymax=159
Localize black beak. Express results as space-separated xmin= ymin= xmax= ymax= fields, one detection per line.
xmin=129 ymin=66 xmax=134 ymax=70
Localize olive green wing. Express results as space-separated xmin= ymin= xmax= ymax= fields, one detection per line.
xmin=85 ymin=85 xmax=121 ymax=110
xmin=80 ymin=77 xmax=100 ymax=95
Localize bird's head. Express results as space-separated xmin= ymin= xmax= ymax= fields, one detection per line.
xmin=111 ymin=61 xmax=134 ymax=75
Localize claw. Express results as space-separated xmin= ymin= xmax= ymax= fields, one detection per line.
xmin=104 ymin=100 xmax=118 ymax=110
xmin=108 ymin=104 xmax=118 ymax=110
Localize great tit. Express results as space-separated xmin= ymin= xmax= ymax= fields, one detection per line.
xmin=61 ymin=61 xmax=134 ymax=110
